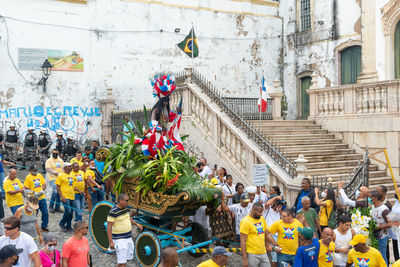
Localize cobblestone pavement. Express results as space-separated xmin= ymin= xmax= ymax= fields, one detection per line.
xmin=3 ymin=167 xmax=243 ymax=267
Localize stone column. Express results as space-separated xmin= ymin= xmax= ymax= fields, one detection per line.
xmin=270 ymin=78 xmax=283 ymax=120
xmin=293 ymin=154 xmax=309 ymax=186
xmin=100 ymin=87 xmax=115 ymax=143
xmin=307 ymin=72 xmax=319 ymax=120
xmin=357 ymin=0 xmax=378 ymax=83
xmin=184 ymin=67 xmax=193 ymax=83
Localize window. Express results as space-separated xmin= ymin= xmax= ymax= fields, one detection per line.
xmin=300 ymin=76 xmax=311 ymax=118
xmin=340 ymin=46 xmax=361 ymax=85
xmin=395 ymin=21 xmax=400 ymax=79
xmin=300 ymin=0 xmax=311 ymax=31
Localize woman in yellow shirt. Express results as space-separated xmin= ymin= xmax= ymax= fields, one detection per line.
xmin=314 ymin=187 xmax=336 ymax=231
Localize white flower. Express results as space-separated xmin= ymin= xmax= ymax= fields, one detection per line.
xmin=117 ymin=167 xmax=126 ymax=173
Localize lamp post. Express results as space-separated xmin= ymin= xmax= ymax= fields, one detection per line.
xmin=40 ymin=59 xmax=53 ymax=92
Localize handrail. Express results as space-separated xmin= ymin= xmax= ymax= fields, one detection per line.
xmin=175 ymin=69 xmax=297 ymax=177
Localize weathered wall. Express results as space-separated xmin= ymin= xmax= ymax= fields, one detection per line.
xmin=0 ymin=0 xmax=283 ymax=143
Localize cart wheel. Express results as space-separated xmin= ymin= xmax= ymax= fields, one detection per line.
xmin=189 ymin=223 xmax=209 ymax=258
xmin=89 ymin=201 xmax=115 ymax=253
xmin=135 ymin=231 xmax=162 ymax=267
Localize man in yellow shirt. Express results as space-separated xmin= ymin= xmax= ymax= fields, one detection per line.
xmin=318 ymin=227 xmax=335 ymax=267
xmin=3 ymin=168 xmax=24 ymax=214
xmin=71 ymin=162 xmax=86 ymax=222
xmin=346 ymin=234 xmax=387 ymax=267
xmin=23 ymin=165 xmax=49 ymax=232
xmin=45 ymin=148 xmax=64 ymax=213
xmin=269 ymin=208 xmax=304 ymax=267
xmin=197 ymin=246 xmax=231 ymax=267
xmin=240 ymin=202 xmax=277 ymax=267
xmin=55 ymin=163 xmax=75 ymax=232
xmin=70 ymin=151 xmax=83 ymax=167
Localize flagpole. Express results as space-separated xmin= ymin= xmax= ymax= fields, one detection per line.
xmin=191 ymin=22 xmax=194 ymax=71
xmin=259 ymin=70 xmax=264 ymax=123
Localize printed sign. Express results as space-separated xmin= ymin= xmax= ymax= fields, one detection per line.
xmin=253 ymin=164 xmax=269 ymax=186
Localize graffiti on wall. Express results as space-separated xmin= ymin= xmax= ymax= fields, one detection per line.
xmin=0 ymin=105 xmax=101 ymax=145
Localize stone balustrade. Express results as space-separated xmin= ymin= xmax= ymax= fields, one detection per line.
xmin=170 ymin=77 xmax=300 ymax=206
xmin=308 ymin=74 xmax=400 ymax=119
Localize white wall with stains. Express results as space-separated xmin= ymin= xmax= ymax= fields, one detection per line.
xmin=0 ymin=0 xmax=283 ymax=143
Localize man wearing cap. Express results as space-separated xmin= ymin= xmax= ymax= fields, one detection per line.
xmin=64 ymin=135 xmax=78 ymax=161
xmin=37 ymin=128 xmax=52 ymax=172
xmin=56 ymin=163 xmax=76 ymax=231
xmin=220 ymin=192 xmax=253 ymax=241
xmin=318 ymin=227 xmax=335 ymax=267
xmin=0 ymin=244 xmax=23 ymax=267
xmin=294 ymin=227 xmax=320 ymax=267
xmin=21 ymin=127 xmax=37 ymax=170
xmin=46 ymin=148 xmax=64 ymax=213
xmin=0 ymin=216 xmax=41 ymax=267
xmin=4 ymin=125 xmax=20 ymax=165
xmin=346 ymin=234 xmax=387 ymax=267
xmin=23 ymin=165 xmax=49 ymax=232
xmin=246 ymin=186 xmax=257 ymax=203
xmin=197 ymin=246 xmax=231 ymax=267
xmin=55 ymin=130 xmax=66 ymax=159
xmin=3 ymin=169 xmax=24 ymax=214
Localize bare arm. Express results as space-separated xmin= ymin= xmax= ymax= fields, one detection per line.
xmin=378 ymin=210 xmax=391 ymax=230
xmin=7 ymin=188 xmax=24 ymax=195
xmin=14 ymin=208 xmax=22 ymax=219
xmin=30 ymin=251 xmax=42 ymax=267
xmin=315 ymin=215 xmax=322 ymax=234
xmin=265 ymin=195 xmax=282 ymax=208
xmin=62 ymin=257 xmax=69 ymax=267
xmin=107 ymin=221 xmax=115 ymax=249
xmin=57 ymin=185 xmax=66 ymax=202
xmin=240 ymin=233 xmax=249 ymax=267
xmin=35 ymin=221 xmax=43 ymax=245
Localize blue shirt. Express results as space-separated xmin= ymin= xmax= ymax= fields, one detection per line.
xmin=296 ymin=190 xmax=310 ymax=211
xmin=123 ymin=122 xmax=134 ymax=140
xmin=0 ymin=153 xmax=3 ymax=173
xmin=294 ymin=238 xmax=320 ymax=267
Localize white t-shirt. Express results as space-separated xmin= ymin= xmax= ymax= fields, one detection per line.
xmin=229 ymin=203 xmax=253 ymax=234
xmin=189 ymin=206 xmax=210 ymax=238
xmin=0 ymin=232 xmax=38 ymax=267
xmin=222 ymin=184 xmax=236 ymax=206
xmin=254 ymin=191 xmax=268 ymax=204
xmin=199 ymin=166 xmax=212 ymax=178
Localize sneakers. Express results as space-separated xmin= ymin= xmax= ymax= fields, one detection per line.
xmin=50 ymin=207 xmax=55 ymax=213
xmin=55 ymin=208 xmax=63 ymax=213
xmin=41 ymin=228 xmax=49 ymax=233
xmin=60 ymin=225 xmax=68 ymax=232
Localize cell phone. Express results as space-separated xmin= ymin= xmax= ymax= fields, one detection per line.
xmin=214 ymin=164 xmax=217 ymax=169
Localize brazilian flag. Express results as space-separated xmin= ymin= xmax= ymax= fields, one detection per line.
xmin=177 ymin=28 xmax=199 ymax=58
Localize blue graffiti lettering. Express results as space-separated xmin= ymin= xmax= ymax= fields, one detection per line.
xmin=0 ymin=110 xmax=9 ymax=119
xmin=33 ymin=106 xmax=45 ymax=117
xmin=63 ymin=106 xmax=72 ymax=116
xmin=8 ymin=108 xmax=17 ymax=118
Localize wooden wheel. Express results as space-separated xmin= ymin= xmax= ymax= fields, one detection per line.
xmin=135 ymin=231 xmax=162 ymax=267
xmin=89 ymin=201 xmax=115 ymax=253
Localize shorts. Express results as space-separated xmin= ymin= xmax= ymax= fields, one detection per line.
xmin=113 ymin=238 xmax=134 ymax=264
xmin=248 ymin=253 xmax=270 ymax=267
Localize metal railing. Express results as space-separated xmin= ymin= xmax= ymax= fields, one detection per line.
xmin=223 ymin=97 xmax=272 ymax=120
xmin=311 ymin=148 xmax=370 ymax=198
xmin=111 ymin=109 xmax=151 ymax=142
xmin=175 ymin=69 xmax=297 ymax=177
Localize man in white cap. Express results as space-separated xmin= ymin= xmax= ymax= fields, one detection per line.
xmin=64 ymin=134 xmax=78 ymax=162
xmin=4 ymin=125 xmax=20 ymax=164
xmin=55 ymin=130 xmax=65 ymax=160
xmin=21 ymin=127 xmax=37 ymax=170
xmin=246 ymin=185 xmax=257 ymax=203
xmin=37 ymin=128 xmax=52 ymax=172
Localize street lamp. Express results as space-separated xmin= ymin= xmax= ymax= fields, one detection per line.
xmin=40 ymin=59 xmax=53 ymax=92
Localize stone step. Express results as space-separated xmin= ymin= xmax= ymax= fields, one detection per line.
xmin=263 ymin=129 xmax=329 ymax=135
xmin=307 ymin=160 xmax=365 ymax=169
xmin=250 ymin=120 xmax=316 ymax=126
xmin=305 ymin=165 xmax=378 ymax=176
xmin=268 ymin=133 xmax=336 ymax=140
xmin=285 ymin=148 xmax=356 ymax=157
xmin=288 ymin=153 xmax=363 ymax=163
xmin=257 ymin=125 xmax=322 ymax=130
xmin=280 ymin=143 xmax=348 ymax=152
xmin=313 ymin=176 xmax=391 ymax=184
xmin=272 ymin=139 xmax=343 ymax=146
xmin=309 ymin=170 xmax=386 ymax=179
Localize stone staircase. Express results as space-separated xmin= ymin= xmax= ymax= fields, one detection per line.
xmin=251 ymin=120 xmax=395 ymax=202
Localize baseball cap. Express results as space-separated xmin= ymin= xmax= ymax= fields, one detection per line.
xmin=27 ymin=127 xmax=34 ymax=131
xmin=63 ymin=163 xmax=72 ymax=169
xmin=0 ymin=245 xmax=23 ymax=261
xmin=240 ymin=193 xmax=250 ymax=202
xmin=349 ymin=234 xmax=367 ymax=246
xmin=29 ymin=165 xmax=38 ymax=171
xmin=40 ymin=128 xmax=46 ymax=133
xmin=212 ymin=246 xmax=232 ymax=257
xmin=297 ymin=227 xmax=314 ymax=240
xmin=56 ymin=130 xmax=63 ymax=135
xmin=246 ymin=186 xmax=257 ymax=194
xmin=27 ymin=195 xmax=39 ymax=210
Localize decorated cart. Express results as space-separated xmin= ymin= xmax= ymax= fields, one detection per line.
xmin=89 ymin=75 xmax=237 ymax=267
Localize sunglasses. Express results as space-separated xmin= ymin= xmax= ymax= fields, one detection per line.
xmin=5 ymin=226 xmax=16 ymax=230
xmin=80 ymin=226 xmax=89 ymax=230
xmin=47 ymin=244 xmax=57 ymax=247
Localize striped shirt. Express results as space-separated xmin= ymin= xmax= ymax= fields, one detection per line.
xmin=107 ymin=207 xmax=132 ymax=239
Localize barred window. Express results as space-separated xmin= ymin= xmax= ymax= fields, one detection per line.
xmin=300 ymin=0 xmax=311 ymax=31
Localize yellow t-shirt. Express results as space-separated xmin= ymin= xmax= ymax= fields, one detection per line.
xmin=268 ymin=219 xmax=303 ymax=255
xmin=85 ymin=169 xmax=95 ymax=183
xmin=319 ymin=200 xmax=333 ymax=226
xmin=318 ymin=240 xmax=335 ymax=267
xmin=107 ymin=207 xmax=132 ymax=239
xmin=4 ymin=178 xmax=24 ymax=207
xmin=70 ymin=157 xmax=83 ymax=167
xmin=45 ymin=157 xmax=64 ymax=181
xmin=197 ymin=259 xmax=223 ymax=267
xmin=55 ymin=173 xmax=75 ymax=200
xmin=239 ymin=215 xmax=268 ymax=255
xmin=71 ymin=170 xmax=86 ymax=193
xmin=393 ymin=259 xmax=400 ymax=267
xmin=347 ymin=247 xmax=387 ymax=267
xmin=23 ymin=173 xmax=46 ymax=200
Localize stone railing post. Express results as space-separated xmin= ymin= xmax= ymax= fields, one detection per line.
xmin=308 ymin=72 xmax=319 ymax=119
xmin=100 ymin=87 xmax=115 ymax=143
xmin=184 ymin=67 xmax=193 ymax=83
xmin=293 ymin=154 xmax=309 ymax=185
xmin=270 ymin=78 xmax=283 ymax=120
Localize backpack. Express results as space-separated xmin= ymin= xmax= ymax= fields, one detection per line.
xmin=325 ymin=205 xmax=337 ymax=229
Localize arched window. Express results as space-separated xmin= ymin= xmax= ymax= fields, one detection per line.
xmin=340 ymin=46 xmax=361 ymax=85
xmin=395 ymin=21 xmax=400 ymax=79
